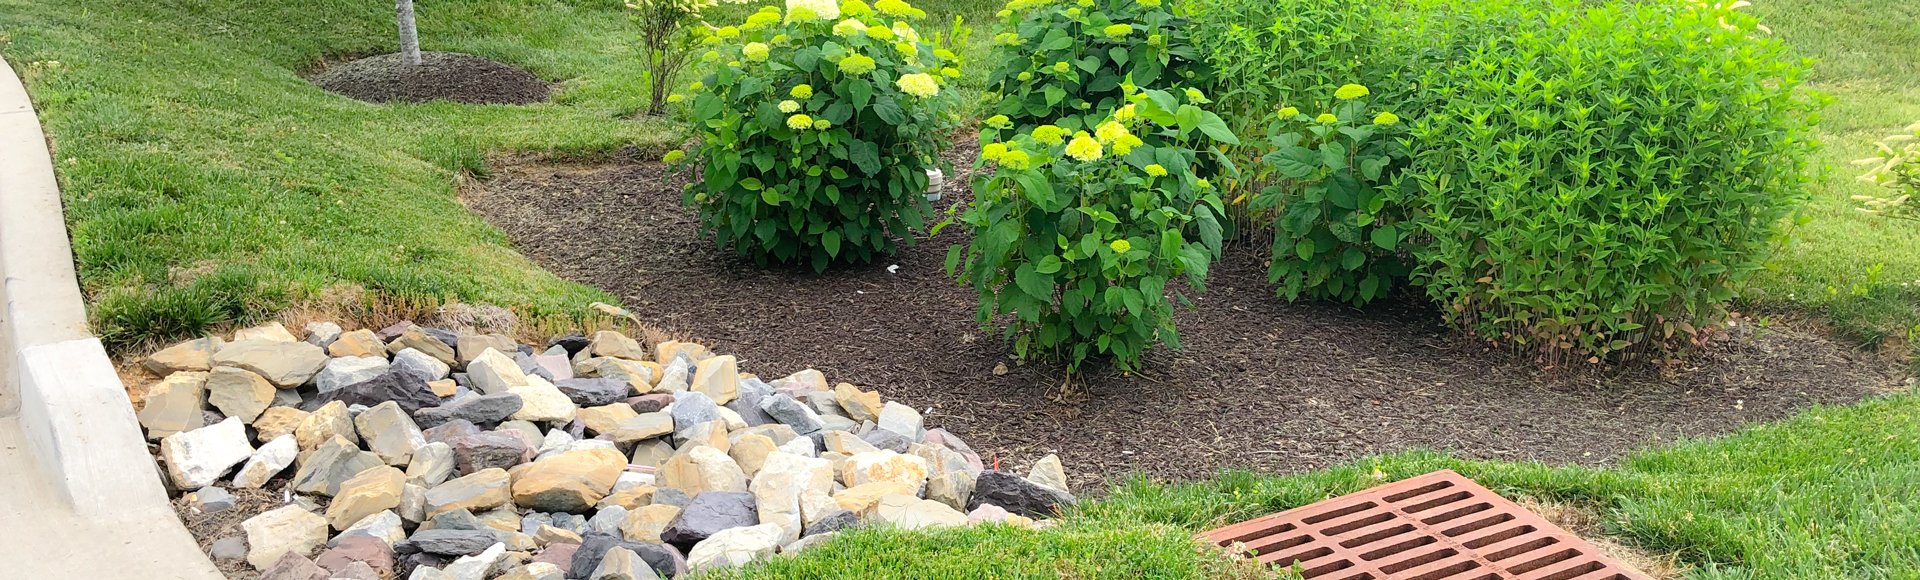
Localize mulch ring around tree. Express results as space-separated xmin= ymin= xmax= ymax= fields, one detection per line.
xmin=310 ymin=51 xmax=549 ymax=105
xmin=461 ymin=142 xmax=1912 ymax=494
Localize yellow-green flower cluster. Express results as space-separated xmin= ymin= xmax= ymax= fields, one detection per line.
xmin=841 ymin=0 xmax=872 ymax=16
xmin=1031 ymin=125 xmax=1067 ymax=145
xmin=787 ymin=114 xmax=815 ymax=129
xmin=838 ymin=53 xmax=877 ymax=75
xmin=866 ymin=25 xmax=895 ymax=40
xmin=786 ymin=0 xmax=841 ymax=21
xmin=744 ymin=10 xmax=782 ymax=29
xmin=743 ymin=42 xmax=770 ymax=62
xmin=896 ymin=73 xmax=940 ymax=98
xmin=779 ymin=100 xmax=802 ymax=113
xmin=1334 ymin=83 xmax=1370 ymax=100
xmin=1143 ymin=164 xmax=1167 ymax=176
xmin=663 ymin=150 xmax=687 ymax=163
xmin=1065 ymin=132 xmax=1103 ymax=161
xmin=1317 ymin=113 xmax=1338 ymax=123
xmin=833 ymin=18 xmax=866 ymax=36
xmin=1102 ymin=24 xmax=1133 ymax=39
xmin=1373 ymin=112 xmax=1399 ymax=125
xmin=1109 ymin=239 xmax=1131 ymax=252
xmin=875 ymin=0 xmax=914 ymax=16
xmin=791 ymin=84 xmax=814 ymax=98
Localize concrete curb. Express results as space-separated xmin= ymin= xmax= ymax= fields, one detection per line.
xmin=0 ymin=60 xmax=223 ymax=578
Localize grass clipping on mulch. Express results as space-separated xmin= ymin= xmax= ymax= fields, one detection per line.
xmin=311 ymin=51 xmax=550 ymax=105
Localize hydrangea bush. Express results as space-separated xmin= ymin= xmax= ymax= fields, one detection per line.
xmin=1252 ymin=83 xmax=1414 ymax=306
xmin=982 ymin=0 xmax=1209 ymax=136
xmin=668 ymin=0 xmax=965 ymax=271
xmin=948 ymin=87 xmax=1234 ymax=372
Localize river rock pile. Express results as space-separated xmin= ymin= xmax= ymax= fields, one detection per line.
xmin=138 ymin=320 xmax=1076 ymax=579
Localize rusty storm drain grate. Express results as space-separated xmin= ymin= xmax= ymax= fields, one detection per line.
xmin=1200 ymin=470 xmax=1650 ymax=580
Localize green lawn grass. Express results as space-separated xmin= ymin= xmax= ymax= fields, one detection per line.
xmin=1743 ymin=0 xmax=1920 ymax=355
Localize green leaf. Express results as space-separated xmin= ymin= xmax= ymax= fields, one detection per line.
xmin=1296 ymin=239 xmax=1316 ymax=260
xmin=1371 ymin=224 xmax=1398 ymax=250
xmin=760 ymin=189 xmax=781 ymax=205
xmin=1017 ymin=172 xmax=1064 ymax=212
xmin=849 ymin=79 xmax=873 ymax=110
xmin=822 ymin=231 xmax=842 ymax=257
xmin=849 ymin=140 xmax=881 ymax=176
xmin=1014 ymin=262 xmax=1053 ymax=299
xmin=1044 ymin=86 xmax=1066 ymax=106
xmin=943 ymin=244 xmax=963 ymax=276
xmin=1194 ymin=112 xmax=1239 ymax=145
xmin=1320 ymin=141 xmax=1349 ymax=169
xmin=873 ymin=101 xmax=906 ymax=125
xmin=1109 ymin=47 xmax=1129 ymax=67
xmin=1174 ymin=105 xmax=1205 ymax=136
xmin=1264 ymin=147 xmax=1318 ymax=178
xmin=1035 ymin=255 xmax=1063 ymax=274
xmin=739 ymin=178 xmax=764 ymax=191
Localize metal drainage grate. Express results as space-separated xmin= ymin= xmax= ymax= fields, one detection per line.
xmin=1200 ymin=470 xmax=1649 ymax=580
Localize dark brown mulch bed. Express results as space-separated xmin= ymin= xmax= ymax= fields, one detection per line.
xmin=462 ymin=147 xmax=1909 ymax=493
xmin=311 ymin=51 xmax=549 ymax=105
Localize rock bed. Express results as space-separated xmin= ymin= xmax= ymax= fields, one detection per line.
xmin=141 ymin=320 xmax=1075 ymax=580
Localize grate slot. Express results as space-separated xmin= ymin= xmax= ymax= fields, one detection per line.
xmin=1198 ymin=470 xmax=1651 ymax=580
xmin=1378 ymin=547 xmax=1460 ymax=575
xmin=1421 ymin=502 xmax=1495 ymax=526
xmin=1384 ymin=480 xmax=1456 ymax=503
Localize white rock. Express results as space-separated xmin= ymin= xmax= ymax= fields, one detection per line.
xmin=393 ymin=347 xmax=453 ymax=383
xmin=873 ymin=494 xmax=968 ymax=529
xmin=1027 ymin=453 xmax=1068 ymax=492
xmin=468 ymin=348 xmax=529 ymax=395
xmin=876 ymin=402 xmax=923 ymax=440
xmin=315 ymin=356 xmax=391 ymax=393
xmin=799 ymin=489 xmax=840 ymax=527
xmin=747 ymin=451 xmax=834 ymax=544
xmin=241 ymin=505 xmax=328 ymax=569
xmin=339 ymin=509 xmax=405 ymax=546
xmin=303 ymin=321 xmax=343 ymax=347
xmin=613 ymin=471 xmax=655 ymax=494
xmin=686 ymin=523 xmax=783 ymax=571
xmin=442 ymin=542 xmax=507 ymax=580
xmin=406 ymin=441 xmax=456 ymax=487
xmin=508 ymin=376 xmax=578 ymax=423
xmin=687 ymin=445 xmax=747 ymax=492
xmin=401 ymin=483 xmax=428 ymax=523
xmin=716 ymin=407 xmax=747 ymax=432
xmin=776 ymin=436 xmax=817 ymax=458
xmin=232 ymin=434 xmax=298 ymax=488
xmin=161 ymin=417 xmax=256 ymax=490
xmin=409 ymin=566 xmax=454 ymax=580
xmin=234 ymin=321 xmax=299 ymax=342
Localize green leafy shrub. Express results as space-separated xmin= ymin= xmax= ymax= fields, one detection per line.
xmin=982 ymin=0 xmax=1208 ymax=135
xmin=948 ymin=88 xmax=1234 ymax=371
xmin=626 ymin=0 xmax=735 ymax=116
xmin=1252 ymin=84 xmax=1414 ymax=306
xmin=1401 ymin=0 xmax=1821 ymax=358
xmin=1852 ymin=120 xmax=1920 ymax=220
xmin=670 ymin=0 xmax=965 ymax=271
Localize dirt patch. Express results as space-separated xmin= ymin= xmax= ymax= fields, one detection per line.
xmin=1517 ymin=498 xmax=1683 ymax=579
xmin=174 ymin=486 xmax=291 ymax=580
xmin=311 ymin=52 xmax=549 ymax=105
xmin=460 ymin=147 xmax=1909 ymax=494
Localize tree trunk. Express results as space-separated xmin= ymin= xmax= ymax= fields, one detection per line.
xmin=396 ymin=0 xmax=420 ymax=66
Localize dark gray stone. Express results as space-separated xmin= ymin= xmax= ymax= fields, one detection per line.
xmin=550 ymin=512 xmax=588 ymax=535
xmin=307 ymin=370 xmax=441 ymax=414
xmin=668 ymin=391 xmax=720 ymax=433
xmin=759 ymin=394 xmax=823 ymax=435
xmin=650 ymin=488 xmax=691 ymax=509
xmin=400 ymin=552 xmax=452 ymax=575
xmin=660 ymin=491 xmax=756 ymax=550
xmin=548 ymin=334 xmax=591 ymax=357
xmin=554 ymin=378 xmax=631 ymax=408
xmin=568 ymin=533 xmax=686 ymax=580
xmin=802 ymin=509 xmax=858 ymax=538
xmin=859 ymin=428 xmax=911 ymax=453
xmin=968 ymin=470 xmax=1076 ymax=519
xmin=626 ymin=394 xmax=673 ymax=414
xmin=413 ymin=393 xmax=523 ymax=429
xmin=723 ymin=379 xmax=776 ymax=428
xmin=586 ymin=505 xmax=627 ymax=536
xmin=429 ymin=508 xmax=483 ymax=531
xmin=376 ymin=321 xmax=415 ymax=342
xmin=521 ymin=512 xmax=554 ymax=536
xmin=451 ymin=372 xmax=471 ymax=391
xmin=193 ymin=486 xmax=235 ymax=513
xmin=397 ymin=529 xmax=496 ymax=556
xmin=451 ymin=430 xmax=533 ymax=474
xmin=422 ymin=327 xmax=461 ymax=350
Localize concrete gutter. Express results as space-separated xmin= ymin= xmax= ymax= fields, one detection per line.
xmin=0 ymin=60 xmax=223 ymax=579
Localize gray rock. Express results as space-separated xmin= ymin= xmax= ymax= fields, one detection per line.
xmin=316 ymin=357 xmax=392 ymax=394
xmin=211 ymin=339 xmax=330 ymax=387
xmin=400 ymin=529 xmax=498 ymax=556
xmin=310 ymin=370 xmax=443 ymax=415
xmin=967 ymin=471 xmax=1075 ymax=519
xmin=290 ymin=435 xmax=384 ymax=496
xmin=429 ymin=508 xmax=484 ymax=531
xmin=452 ymin=430 xmax=534 ymax=474
xmin=722 ymin=379 xmax=776 ymax=428
xmin=876 ymin=402 xmax=923 ymax=440
xmin=650 ymin=487 xmax=692 ymax=509
xmin=423 ymin=420 xmax=481 ymax=446
xmin=588 ymin=546 xmax=658 ymax=580
xmin=659 ymin=491 xmax=757 ymax=550
xmin=394 ymin=348 xmax=454 ymax=384
xmin=924 ymin=428 xmax=985 ymax=473
xmin=530 ymin=354 xmax=573 ymax=382
xmin=303 ymin=322 xmax=343 ymax=348
xmin=194 ymin=486 xmax=236 ymax=513
xmin=667 ymin=391 xmax=720 ymax=431
xmin=550 ymin=512 xmax=588 ymax=535
xmin=415 ymin=393 xmax=524 ymax=429
xmin=209 ymin=536 xmax=248 ymax=560
xmin=758 ymin=394 xmax=823 ymax=435
xmin=585 ymin=505 xmax=627 ymax=537
xmin=520 ymin=512 xmax=553 ymax=536
xmin=805 ymin=393 xmax=848 ymax=419
xmin=357 ymin=401 xmax=428 ymax=466
xmin=407 ymin=442 xmax=457 ymax=487
xmin=859 ymin=429 xmax=911 ymax=454
xmin=802 ymin=509 xmax=856 ymax=538
xmin=568 ymin=533 xmax=685 ymax=580
xmin=553 ymin=378 xmax=631 ymax=408
xmin=819 ymin=415 xmax=858 ymax=433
